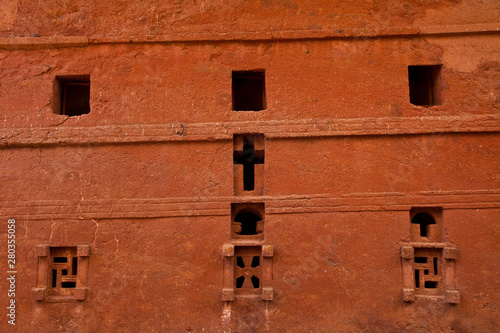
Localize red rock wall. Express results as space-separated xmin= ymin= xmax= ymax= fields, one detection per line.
xmin=1 ymin=1 xmax=499 ymax=332
xmin=1 ymin=36 xmax=499 ymax=126
xmin=1 ymin=0 xmax=499 ymax=37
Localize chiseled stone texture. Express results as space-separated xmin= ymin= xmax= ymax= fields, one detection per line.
xmin=0 ymin=0 xmax=499 ymax=37
xmin=0 ymin=1 xmax=499 ymax=332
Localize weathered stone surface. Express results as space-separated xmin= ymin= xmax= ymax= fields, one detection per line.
xmin=1 ymin=0 xmax=499 ymax=37
xmin=0 ymin=1 xmax=499 ymax=332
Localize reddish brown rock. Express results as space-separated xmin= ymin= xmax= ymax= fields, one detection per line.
xmin=0 ymin=1 xmax=499 ymax=332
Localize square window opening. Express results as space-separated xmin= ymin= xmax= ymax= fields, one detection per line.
xmin=232 ymin=71 xmax=266 ymax=111
xmin=410 ymin=207 xmax=443 ymax=242
xmin=231 ymin=203 xmax=265 ymax=239
xmin=408 ymin=65 xmax=442 ymax=106
xmin=33 ymin=244 xmax=91 ymax=302
xmin=55 ymin=75 xmax=91 ymax=116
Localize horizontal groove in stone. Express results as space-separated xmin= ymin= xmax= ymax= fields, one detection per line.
xmin=0 ymin=24 xmax=498 ymax=49
xmin=1 ymin=114 xmax=499 ymax=147
xmin=1 ymin=189 xmax=498 ymax=220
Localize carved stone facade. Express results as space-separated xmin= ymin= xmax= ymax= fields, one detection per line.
xmin=1 ymin=1 xmax=499 ymax=332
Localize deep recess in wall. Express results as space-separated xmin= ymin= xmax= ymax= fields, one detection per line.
xmin=232 ymin=71 xmax=266 ymax=111
xmin=231 ymin=203 xmax=265 ymax=238
xmin=233 ymin=134 xmax=265 ymax=192
xmin=409 ymin=207 xmax=442 ymax=242
xmin=56 ymin=75 xmax=91 ymax=116
xmin=411 ymin=212 xmax=436 ymax=237
xmin=234 ymin=211 xmax=261 ymax=235
xmin=408 ymin=65 xmax=442 ymax=106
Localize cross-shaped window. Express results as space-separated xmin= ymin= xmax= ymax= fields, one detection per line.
xmin=233 ymin=135 xmax=265 ymax=191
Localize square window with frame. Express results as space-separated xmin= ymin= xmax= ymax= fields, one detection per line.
xmin=401 ymin=244 xmax=460 ymax=303
xmin=231 ymin=203 xmax=265 ymax=240
xmin=222 ymin=244 xmax=273 ymax=301
xmin=32 ymin=245 xmax=90 ymax=302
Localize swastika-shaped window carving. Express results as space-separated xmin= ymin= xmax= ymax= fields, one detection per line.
xmin=32 ymin=245 xmax=91 ymax=302
xmin=401 ymin=208 xmax=459 ymax=303
xmin=50 ymin=247 xmax=78 ymax=295
xmin=413 ymin=248 xmax=442 ymax=295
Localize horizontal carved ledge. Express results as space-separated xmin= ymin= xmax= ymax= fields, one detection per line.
xmin=1 ymin=114 xmax=499 ymax=147
xmin=1 ymin=190 xmax=498 ymax=220
xmin=0 ymin=23 xmax=498 ymax=49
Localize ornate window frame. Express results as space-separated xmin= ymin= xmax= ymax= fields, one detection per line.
xmin=32 ymin=245 xmax=91 ymax=302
